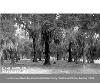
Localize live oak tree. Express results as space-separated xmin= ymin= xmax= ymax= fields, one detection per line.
xmin=59 ymin=14 xmax=80 ymax=62
xmin=41 ymin=21 xmax=54 ymax=65
xmin=14 ymin=14 xmax=56 ymax=65
xmin=13 ymin=14 xmax=40 ymax=62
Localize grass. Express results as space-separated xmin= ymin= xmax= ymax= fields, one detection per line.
xmin=0 ymin=59 xmax=100 ymax=74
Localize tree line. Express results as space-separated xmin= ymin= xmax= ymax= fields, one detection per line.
xmin=0 ymin=14 xmax=100 ymax=65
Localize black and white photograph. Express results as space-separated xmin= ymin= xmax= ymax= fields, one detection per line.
xmin=0 ymin=0 xmax=100 ymax=82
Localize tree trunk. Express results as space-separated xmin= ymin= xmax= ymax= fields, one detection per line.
xmin=43 ymin=39 xmax=51 ymax=65
xmin=16 ymin=58 xmax=18 ymax=62
xmin=3 ymin=50 xmax=7 ymax=60
xmin=11 ymin=58 xmax=15 ymax=64
xmin=57 ymin=53 xmax=59 ymax=60
xmin=38 ymin=49 xmax=42 ymax=61
xmin=90 ymin=57 xmax=94 ymax=63
xmin=87 ymin=57 xmax=90 ymax=63
xmin=75 ymin=54 xmax=78 ymax=64
xmin=68 ymin=42 xmax=72 ymax=62
xmin=15 ymin=51 xmax=18 ymax=62
xmin=38 ymin=51 xmax=42 ymax=61
xmin=22 ymin=54 xmax=24 ymax=59
xmin=90 ymin=60 xmax=94 ymax=63
xmin=15 ymin=54 xmax=19 ymax=62
xmin=9 ymin=49 xmax=15 ymax=64
xmin=82 ymin=41 xmax=86 ymax=64
xmin=11 ymin=54 xmax=15 ymax=64
xmin=1 ymin=56 xmax=4 ymax=65
xmin=63 ymin=57 xmax=65 ymax=60
xmin=32 ymin=37 xmax=38 ymax=62
xmin=83 ymin=51 xmax=86 ymax=64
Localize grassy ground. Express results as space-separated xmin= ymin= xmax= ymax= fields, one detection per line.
xmin=0 ymin=59 xmax=100 ymax=74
